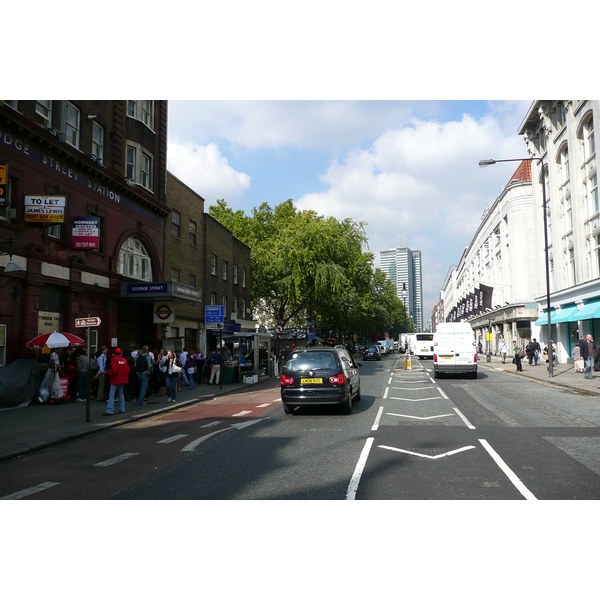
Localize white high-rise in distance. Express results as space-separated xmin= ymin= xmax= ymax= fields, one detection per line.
xmin=380 ymin=247 xmax=423 ymax=331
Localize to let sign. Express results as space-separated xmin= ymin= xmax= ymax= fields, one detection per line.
xmin=25 ymin=195 xmax=66 ymax=223
xmin=75 ymin=317 xmax=101 ymax=327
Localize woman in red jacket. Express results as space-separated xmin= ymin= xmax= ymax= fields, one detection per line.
xmin=103 ymin=348 xmax=130 ymax=415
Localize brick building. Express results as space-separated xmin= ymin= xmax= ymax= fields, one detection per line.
xmin=0 ymin=100 xmax=169 ymax=367
xmin=164 ymin=172 xmax=253 ymax=354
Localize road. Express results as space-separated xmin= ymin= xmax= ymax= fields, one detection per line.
xmin=1 ymin=354 xmax=599 ymax=500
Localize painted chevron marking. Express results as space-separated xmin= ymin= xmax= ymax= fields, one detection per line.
xmin=388 ymin=396 xmax=442 ymax=402
xmin=386 ymin=413 xmax=454 ymax=420
xmin=377 ymin=445 xmax=476 ymax=460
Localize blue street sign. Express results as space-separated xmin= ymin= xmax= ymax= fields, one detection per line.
xmin=205 ymin=305 xmax=225 ymax=323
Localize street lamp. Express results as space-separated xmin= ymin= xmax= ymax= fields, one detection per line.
xmin=479 ymin=158 xmax=553 ymax=377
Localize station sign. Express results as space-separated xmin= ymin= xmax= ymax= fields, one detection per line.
xmin=154 ymin=302 xmax=175 ymax=323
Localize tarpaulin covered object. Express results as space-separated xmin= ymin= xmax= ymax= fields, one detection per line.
xmin=0 ymin=359 xmax=39 ymax=410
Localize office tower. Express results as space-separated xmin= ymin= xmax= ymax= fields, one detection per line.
xmin=380 ymin=247 xmax=423 ymax=331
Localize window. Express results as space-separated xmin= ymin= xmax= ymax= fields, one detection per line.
xmin=117 ymin=237 xmax=152 ymax=281
xmin=595 ymin=235 xmax=600 ymax=278
xmin=46 ymin=223 xmax=61 ymax=239
xmin=127 ymin=100 xmax=153 ymax=129
xmin=242 ymin=268 xmax=246 ymax=288
xmin=172 ymin=211 xmax=181 ymax=238
xmin=562 ymin=196 xmax=572 ymax=234
xmin=558 ymin=145 xmax=569 ymax=188
xmin=172 ymin=268 xmax=180 ymax=283
xmin=125 ymin=143 xmax=153 ymax=191
xmin=92 ymin=122 xmax=104 ymax=162
xmin=233 ymin=296 xmax=238 ymax=316
xmin=210 ymin=293 xmax=216 ymax=305
xmin=189 ymin=274 xmax=196 ymax=288
xmin=583 ymin=116 xmax=595 ymax=162
xmin=35 ymin=101 xmax=52 ymax=128
xmin=65 ymin=102 xmax=80 ymax=148
xmin=222 ymin=296 xmax=227 ymax=314
xmin=211 ymin=254 xmax=217 ymax=276
xmin=566 ymin=247 xmax=575 ymax=286
xmin=223 ymin=260 xmax=228 ymax=280
xmin=189 ymin=220 xmax=197 ymax=246
xmin=242 ymin=298 xmax=246 ymax=317
xmin=233 ymin=264 xmax=238 ymax=284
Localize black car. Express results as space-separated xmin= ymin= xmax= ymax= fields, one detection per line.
xmin=362 ymin=345 xmax=381 ymax=361
xmin=280 ymin=346 xmax=362 ymax=414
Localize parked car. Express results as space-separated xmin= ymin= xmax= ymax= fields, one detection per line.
xmin=376 ymin=343 xmax=388 ymax=356
xmin=363 ymin=345 xmax=381 ymax=361
xmin=280 ymin=346 xmax=362 ymax=414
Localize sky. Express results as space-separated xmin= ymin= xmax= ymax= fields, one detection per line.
xmin=166 ymin=99 xmax=534 ymax=322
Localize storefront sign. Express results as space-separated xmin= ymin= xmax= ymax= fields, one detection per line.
xmin=24 ymin=195 xmax=65 ymax=223
xmin=0 ymin=163 xmax=7 ymax=206
xmin=72 ymin=216 xmax=100 ymax=249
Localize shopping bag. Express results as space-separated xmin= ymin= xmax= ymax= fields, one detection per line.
xmin=52 ymin=372 xmax=69 ymax=401
xmin=38 ymin=369 xmax=54 ymax=403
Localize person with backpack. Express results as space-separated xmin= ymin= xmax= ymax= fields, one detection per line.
xmin=134 ymin=345 xmax=153 ymax=405
xmin=103 ymin=348 xmax=130 ymax=415
xmin=525 ymin=341 xmax=536 ymax=365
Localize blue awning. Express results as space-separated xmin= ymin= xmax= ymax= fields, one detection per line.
xmin=575 ymin=299 xmax=600 ymax=320
xmin=552 ymin=305 xmax=578 ymax=324
xmin=535 ymin=309 xmax=556 ymax=326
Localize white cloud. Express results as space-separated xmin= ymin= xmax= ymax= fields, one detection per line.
xmin=295 ymin=112 xmax=530 ymax=316
xmin=167 ymin=139 xmax=251 ymax=206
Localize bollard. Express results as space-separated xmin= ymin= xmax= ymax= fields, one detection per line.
xmin=486 ymin=351 xmax=492 ymax=363
xmin=405 ymin=353 xmax=412 ymax=370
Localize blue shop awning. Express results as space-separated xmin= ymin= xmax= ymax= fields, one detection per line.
xmin=574 ymin=299 xmax=600 ymax=321
xmin=552 ymin=305 xmax=578 ymax=323
xmin=535 ymin=309 xmax=556 ymax=326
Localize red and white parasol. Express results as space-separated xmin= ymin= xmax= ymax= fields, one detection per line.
xmin=27 ymin=331 xmax=85 ymax=349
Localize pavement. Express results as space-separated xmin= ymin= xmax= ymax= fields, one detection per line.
xmin=1 ymin=353 xmax=599 ymax=463
xmin=0 ymin=375 xmax=280 ymax=463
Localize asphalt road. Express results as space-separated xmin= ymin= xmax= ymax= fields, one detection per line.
xmin=2 ymin=354 xmax=599 ymax=500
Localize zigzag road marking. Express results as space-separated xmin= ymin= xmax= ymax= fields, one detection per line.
xmin=377 ymin=445 xmax=476 ymax=460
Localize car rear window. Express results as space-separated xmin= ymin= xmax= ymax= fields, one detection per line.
xmin=285 ymin=352 xmax=338 ymax=371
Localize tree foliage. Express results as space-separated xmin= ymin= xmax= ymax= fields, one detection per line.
xmin=209 ymin=199 xmax=412 ymax=341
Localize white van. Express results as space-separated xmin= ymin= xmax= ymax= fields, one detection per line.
xmin=433 ymin=322 xmax=478 ymax=379
xmin=414 ymin=333 xmax=435 ymax=359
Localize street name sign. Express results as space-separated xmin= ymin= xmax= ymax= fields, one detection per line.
xmin=205 ymin=305 xmax=225 ymax=323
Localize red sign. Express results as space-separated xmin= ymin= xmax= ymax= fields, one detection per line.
xmin=72 ymin=216 xmax=100 ymax=250
xmin=75 ymin=317 xmax=101 ymax=327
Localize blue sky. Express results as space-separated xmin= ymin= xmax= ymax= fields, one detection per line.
xmin=166 ymin=100 xmax=533 ymax=321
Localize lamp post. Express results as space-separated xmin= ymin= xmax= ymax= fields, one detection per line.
xmin=479 ymin=157 xmax=553 ymax=377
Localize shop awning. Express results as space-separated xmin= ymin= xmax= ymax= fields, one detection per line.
xmin=552 ymin=305 xmax=578 ymax=323
xmin=574 ymin=299 xmax=600 ymax=321
xmin=534 ymin=309 xmax=556 ymax=326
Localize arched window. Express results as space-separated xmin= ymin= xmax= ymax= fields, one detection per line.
xmin=117 ymin=237 xmax=152 ymax=281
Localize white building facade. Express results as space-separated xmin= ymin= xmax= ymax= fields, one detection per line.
xmin=436 ymin=100 xmax=599 ymax=364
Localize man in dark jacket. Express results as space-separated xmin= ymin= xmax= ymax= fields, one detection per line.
xmin=579 ymin=334 xmax=597 ymax=379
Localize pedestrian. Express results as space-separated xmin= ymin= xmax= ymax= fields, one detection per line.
xmin=157 ymin=348 xmax=167 ymax=395
xmin=572 ymin=344 xmax=584 ymax=373
xmin=579 ymin=334 xmax=596 ymax=379
xmin=103 ymin=348 xmax=130 ymax=415
xmin=75 ymin=348 xmax=90 ymax=402
xmin=499 ymin=339 xmax=508 ymax=364
xmin=124 ymin=349 xmax=138 ymax=401
xmin=193 ymin=349 xmax=205 ymax=384
xmin=179 ymin=348 xmax=189 ymax=389
xmin=94 ymin=346 xmax=108 ymax=401
xmin=164 ymin=349 xmax=182 ymax=402
xmin=594 ymin=344 xmax=600 ymax=372
xmin=208 ymin=348 xmax=222 ymax=384
xmin=134 ymin=345 xmax=153 ymax=405
xmin=512 ymin=340 xmax=523 ymax=372
xmin=64 ymin=348 xmax=79 ymax=400
xmin=185 ymin=354 xmax=196 ymax=390
xmin=525 ymin=341 xmax=535 ymax=366
xmin=531 ymin=338 xmax=541 ymax=366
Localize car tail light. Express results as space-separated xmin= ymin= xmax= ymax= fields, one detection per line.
xmin=433 ymin=354 xmax=438 ymax=363
xmin=280 ymin=375 xmax=294 ymax=386
xmin=473 ymin=354 xmax=478 ymax=363
xmin=329 ymin=373 xmax=347 ymax=385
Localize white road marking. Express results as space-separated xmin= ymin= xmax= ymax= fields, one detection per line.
xmin=232 ymin=410 xmax=253 ymax=417
xmin=182 ymin=418 xmax=266 ymax=452
xmin=453 ymin=407 xmax=476 ymax=429
xmin=201 ymin=421 xmax=223 ymax=428
xmin=388 ymin=376 xmax=393 ymax=384
xmin=391 ymin=386 xmax=436 ymax=390
xmin=157 ymin=434 xmax=190 ymax=444
xmin=383 ymin=387 xmax=389 ymax=399
xmin=93 ymin=453 xmax=139 ymax=467
xmin=231 ymin=418 xmax=266 ymax=430
xmin=388 ymin=396 xmax=442 ymax=402
xmin=437 ymin=388 xmax=449 ymax=400
xmin=386 ymin=413 xmax=454 ymax=420
xmin=478 ymin=439 xmax=537 ymax=500
xmin=371 ymin=406 xmax=384 ymax=431
xmin=256 ymin=403 xmax=271 ymax=407
xmin=346 ymin=437 xmax=375 ymax=500
xmin=378 ymin=444 xmax=476 ymax=460
xmin=1 ymin=481 xmax=60 ymax=500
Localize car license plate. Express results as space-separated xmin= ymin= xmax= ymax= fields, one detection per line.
xmin=301 ymin=378 xmax=323 ymax=384
xmin=440 ymin=355 xmax=453 ymax=360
